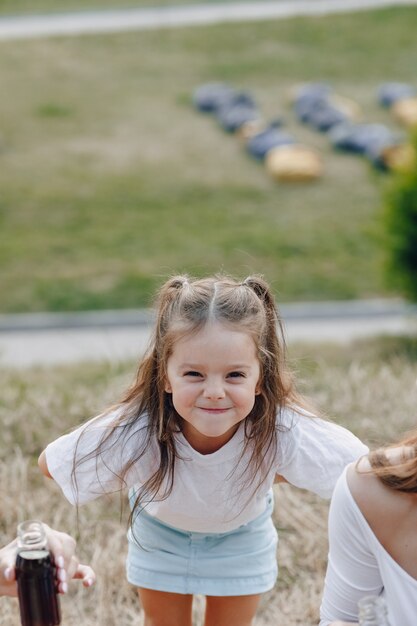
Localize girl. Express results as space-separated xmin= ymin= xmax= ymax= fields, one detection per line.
xmin=39 ymin=274 xmax=367 ymax=626
xmin=320 ymin=428 xmax=417 ymax=626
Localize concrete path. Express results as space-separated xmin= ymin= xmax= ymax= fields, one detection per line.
xmin=1 ymin=299 xmax=416 ymax=367
xmin=0 ymin=4 xmax=415 ymax=365
xmin=0 ymin=0 xmax=416 ymax=41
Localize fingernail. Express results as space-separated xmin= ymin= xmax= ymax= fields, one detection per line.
xmin=4 ymin=568 xmax=12 ymax=581
xmin=61 ymin=582 xmax=68 ymax=594
xmin=58 ymin=569 xmax=67 ymax=582
xmin=56 ymin=556 xmax=65 ymax=569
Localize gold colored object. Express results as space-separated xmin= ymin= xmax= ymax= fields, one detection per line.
xmin=265 ymin=145 xmax=323 ymax=182
xmin=391 ymin=98 xmax=417 ymax=128
xmin=382 ymin=143 xmax=416 ymax=172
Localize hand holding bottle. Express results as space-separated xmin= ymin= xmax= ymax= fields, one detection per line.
xmin=0 ymin=522 xmax=95 ymax=597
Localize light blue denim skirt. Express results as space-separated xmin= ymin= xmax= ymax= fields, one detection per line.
xmin=126 ymin=491 xmax=278 ymax=596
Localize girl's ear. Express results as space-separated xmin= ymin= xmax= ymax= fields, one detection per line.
xmin=165 ymin=379 xmax=172 ymax=393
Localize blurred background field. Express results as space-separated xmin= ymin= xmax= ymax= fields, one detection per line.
xmin=0 ymin=0 xmax=230 ymax=15
xmin=1 ymin=3 xmax=417 ymax=624
xmin=1 ymin=6 xmax=416 ymax=312
xmin=1 ymin=335 xmax=417 ymax=624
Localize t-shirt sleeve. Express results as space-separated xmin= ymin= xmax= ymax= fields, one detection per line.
xmin=44 ymin=410 xmax=148 ymax=506
xmin=319 ymin=467 xmax=383 ymax=625
xmin=276 ymin=409 xmax=369 ymax=498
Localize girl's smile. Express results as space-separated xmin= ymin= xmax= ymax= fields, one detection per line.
xmin=197 ymin=407 xmax=232 ymax=413
xmin=165 ymin=321 xmax=261 ymax=453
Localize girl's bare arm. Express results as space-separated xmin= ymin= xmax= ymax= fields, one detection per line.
xmin=274 ymin=474 xmax=288 ymax=483
xmin=38 ymin=450 xmax=52 ymax=478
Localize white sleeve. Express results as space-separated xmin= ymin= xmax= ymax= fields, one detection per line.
xmin=45 ymin=410 xmax=149 ymax=506
xmin=276 ymin=410 xmax=368 ymax=498
xmin=319 ymin=467 xmax=383 ymax=626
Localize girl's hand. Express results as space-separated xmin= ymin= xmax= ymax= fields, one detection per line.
xmin=43 ymin=524 xmax=95 ymax=593
xmin=66 ymin=555 xmax=96 ymax=590
xmin=0 ymin=538 xmax=18 ymax=597
xmin=0 ymin=524 xmax=96 ymax=597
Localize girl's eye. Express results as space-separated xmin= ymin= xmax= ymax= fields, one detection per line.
xmin=228 ymin=371 xmax=245 ymax=378
xmin=184 ymin=371 xmax=202 ymax=377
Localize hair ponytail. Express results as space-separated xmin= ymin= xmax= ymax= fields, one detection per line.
xmin=242 ymin=275 xmax=288 ymax=377
xmin=159 ymin=275 xmax=189 ymax=293
xmin=242 ymin=276 xmax=281 ymax=330
xmin=153 ymin=275 xmax=190 ymax=340
xmin=242 ymin=276 xmax=276 ymax=308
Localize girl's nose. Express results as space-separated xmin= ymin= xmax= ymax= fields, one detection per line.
xmin=203 ymin=381 xmax=225 ymax=399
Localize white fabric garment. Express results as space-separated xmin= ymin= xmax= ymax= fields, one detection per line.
xmin=320 ymin=465 xmax=417 ymax=626
xmin=45 ymin=407 xmax=367 ymax=533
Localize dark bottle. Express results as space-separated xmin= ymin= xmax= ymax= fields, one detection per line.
xmin=15 ymin=520 xmax=61 ymax=626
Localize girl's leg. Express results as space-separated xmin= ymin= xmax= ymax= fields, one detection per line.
xmin=137 ymin=588 xmax=193 ymax=626
xmin=204 ymin=594 xmax=262 ymax=626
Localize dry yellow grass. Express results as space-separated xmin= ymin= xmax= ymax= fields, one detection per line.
xmin=1 ymin=335 xmax=417 ymax=624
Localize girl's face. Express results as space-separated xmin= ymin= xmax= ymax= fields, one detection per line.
xmin=165 ymin=322 xmax=261 ymax=453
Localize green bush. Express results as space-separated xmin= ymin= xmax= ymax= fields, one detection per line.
xmin=384 ymin=130 xmax=417 ymax=301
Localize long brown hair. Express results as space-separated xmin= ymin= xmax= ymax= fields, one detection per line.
xmin=368 ymin=430 xmax=417 ymax=493
xmin=73 ymin=274 xmax=305 ymax=526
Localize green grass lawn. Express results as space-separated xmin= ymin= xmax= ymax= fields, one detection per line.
xmin=0 ymin=6 xmax=415 ymax=312
xmin=2 ymin=335 xmax=417 ymax=624
xmin=0 ymin=0 xmax=230 ymax=16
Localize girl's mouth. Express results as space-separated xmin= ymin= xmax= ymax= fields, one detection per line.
xmin=198 ymin=407 xmax=230 ymax=413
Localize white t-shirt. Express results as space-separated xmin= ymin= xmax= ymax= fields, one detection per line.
xmin=45 ymin=407 xmax=368 ymax=533
xmin=320 ymin=465 xmax=417 ymax=626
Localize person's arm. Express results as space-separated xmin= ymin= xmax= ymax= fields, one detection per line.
xmin=0 ymin=524 xmax=95 ymax=598
xmin=274 ymin=474 xmax=288 ymax=483
xmin=38 ymin=449 xmax=52 ymax=478
xmin=276 ymin=410 xmax=368 ymax=499
xmin=319 ymin=466 xmax=383 ymax=626
xmin=38 ymin=410 xmax=146 ymax=506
